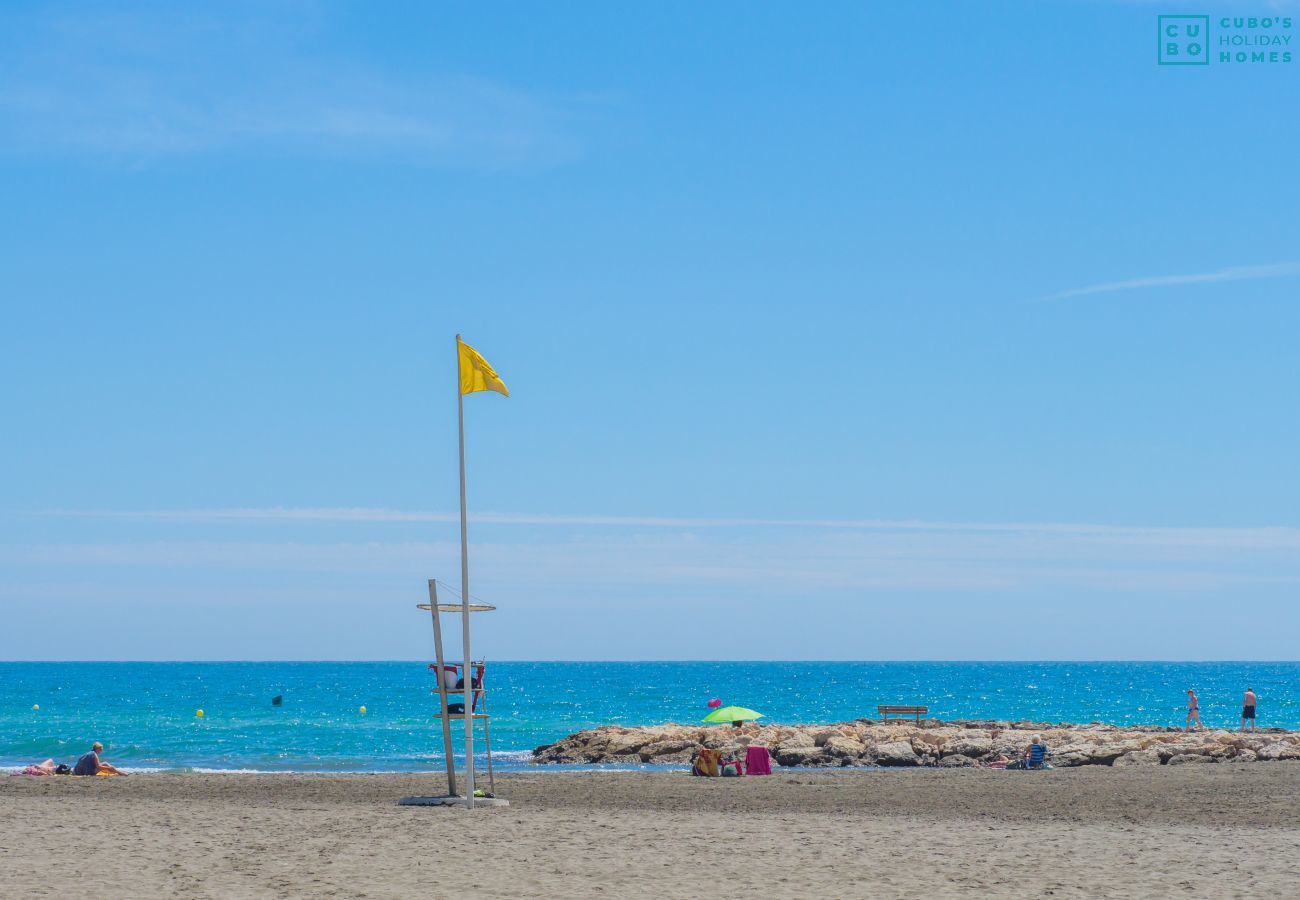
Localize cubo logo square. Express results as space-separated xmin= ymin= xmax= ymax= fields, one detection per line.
xmin=1159 ymin=15 xmax=1210 ymax=64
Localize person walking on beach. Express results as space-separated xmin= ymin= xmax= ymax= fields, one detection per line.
xmin=72 ymin=742 xmax=127 ymax=776
xmin=1185 ymin=689 xmax=1202 ymax=731
xmin=1241 ymin=688 xmax=1258 ymax=733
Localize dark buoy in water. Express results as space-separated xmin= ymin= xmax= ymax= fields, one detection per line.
xmin=271 ymin=695 xmax=283 ymax=707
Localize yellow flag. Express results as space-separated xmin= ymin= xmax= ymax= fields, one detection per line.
xmin=458 ymin=338 xmax=509 ymax=397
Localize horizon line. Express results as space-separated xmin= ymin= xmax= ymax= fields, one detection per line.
xmin=3 ymin=658 xmax=1298 ymax=665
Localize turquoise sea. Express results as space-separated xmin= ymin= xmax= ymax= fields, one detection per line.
xmin=2 ymin=662 xmax=1297 ymax=772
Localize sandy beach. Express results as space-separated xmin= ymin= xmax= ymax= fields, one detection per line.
xmin=4 ymin=764 xmax=1299 ymax=898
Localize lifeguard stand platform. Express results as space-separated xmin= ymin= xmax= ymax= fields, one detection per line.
xmin=399 ymin=579 xmax=508 ymax=808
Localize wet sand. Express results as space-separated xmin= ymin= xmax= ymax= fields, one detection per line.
xmin=3 ymin=764 xmax=1299 ymax=898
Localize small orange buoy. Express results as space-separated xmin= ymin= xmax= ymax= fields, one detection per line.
xmin=359 ymin=706 xmax=367 ymax=715
xmin=32 ymin=704 xmax=39 ymax=711
xmin=196 ymin=709 xmax=205 ymax=718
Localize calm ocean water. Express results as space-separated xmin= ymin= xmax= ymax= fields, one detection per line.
xmin=2 ymin=662 xmax=1296 ymax=772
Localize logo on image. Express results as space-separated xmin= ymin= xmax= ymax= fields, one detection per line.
xmin=1158 ymin=15 xmax=1210 ymax=65
xmin=1158 ymin=14 xmax=1294 ymax=66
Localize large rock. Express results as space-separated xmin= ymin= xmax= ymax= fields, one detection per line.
xmin=777 ymin=731 xmax=816 ymax=750
xmin=1092 ymin=743 xmax=1133 ymax=766
xmin=1048 ymin=743 xmax=1106 ymax=768
xmin=938 ymin=754 xmax=977 ymax=767
xmin=810 ymin=727 xmax=841 ymax=747
xmin=1257 ymin=742 xmax=1300 ymax=761
xmin=602 ymin=730 xmax=655 ymax=757
xmin=911 ymin=731 xmax=947 ymax=750
xmin=1148 ymin=743 xmax=1196 ymax=762
xmin=942 ymin=736 xmax=993 ymax=760
xmin=875 ymin=741 xmax=921 ymax=767
xmin=639 ymin=740 xmax=697 ymax=762
xmin=774 ymin=746 xmax=829 ymax=767
xmin=1167 ymin=753 xmax=1214 ymax=765
xmin=824 ymin=735 xmax=868 ymax=759
xmin=1112 ymin=749 xmax=1163 ymax=767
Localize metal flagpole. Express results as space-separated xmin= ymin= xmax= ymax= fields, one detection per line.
xmin=426 ymin=579 xmax=456 ymax=797
xmin=456 ymin=335 xmax=476 ymax=810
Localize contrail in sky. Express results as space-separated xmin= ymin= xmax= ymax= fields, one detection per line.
xmin=1044 ymin=261 xmax=1300 ymax=301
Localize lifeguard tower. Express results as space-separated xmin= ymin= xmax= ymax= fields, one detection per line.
xmin=399 ymin=579 xmax=507 ymax=808
xmin=400 ymin=334 xmax=511 ymax=809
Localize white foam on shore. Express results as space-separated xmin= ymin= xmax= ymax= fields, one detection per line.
xmin=6 ymin=758 xmax=685 ymax=776
xmin=4 ymin=765 xmax=172 ymax=776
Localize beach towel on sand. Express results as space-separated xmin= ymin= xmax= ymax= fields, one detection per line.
xmin=745 ymin=745 xmax=772 ymax=775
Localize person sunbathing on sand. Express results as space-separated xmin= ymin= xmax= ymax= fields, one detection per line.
xmin=73 ymin=742 xmax=127 ymax=777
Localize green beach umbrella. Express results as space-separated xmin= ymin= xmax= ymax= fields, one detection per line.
xmin=702 ymin=705 xmax=764 ymax=724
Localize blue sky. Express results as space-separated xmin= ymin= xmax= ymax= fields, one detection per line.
xmin=2 ymin=0 xmax=1299 ymax=660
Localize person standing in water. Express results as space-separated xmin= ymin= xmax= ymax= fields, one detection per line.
xmin=1241 ymin=687 xmax=1258 ymax=733
xmin=1185 ymin=689 xmax=1202 ymax=731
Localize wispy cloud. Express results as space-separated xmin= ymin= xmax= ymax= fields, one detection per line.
xmin=0 ymin=5 xmax=586 ymax=166
xmin=5 ymin=526 xmax=1300 ymax=594
xmin=35 ymin=506 xmax=1300 ymax=551
xmin=17 ymin=507 xmax=1300 ymax=594
xmin=1044 ymin=262 xmax=1300 ymax=301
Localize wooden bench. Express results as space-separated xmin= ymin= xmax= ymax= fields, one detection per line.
xmin=877 ymin=705 xmax=928 ymax=723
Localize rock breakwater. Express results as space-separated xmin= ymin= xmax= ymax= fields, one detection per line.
xmin=532 ymin=720 xmax=1300 ymax=768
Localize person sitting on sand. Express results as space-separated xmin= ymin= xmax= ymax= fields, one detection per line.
xmin=73 ymin=742 xmax=127 ymax=777
xmin=1023 ymin=735 xmax=1048 ymax=770
xmin=1186 ymin=689 xmax=1203 ymax=732
xmin=692 ymin=746 xmax=722 ymax=777
xmin=1241 ymin=688 xmax=1257 ymax=733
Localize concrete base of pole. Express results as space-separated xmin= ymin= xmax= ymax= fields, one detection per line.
xmin=398 ymin=795 xmax=510 ymax=808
